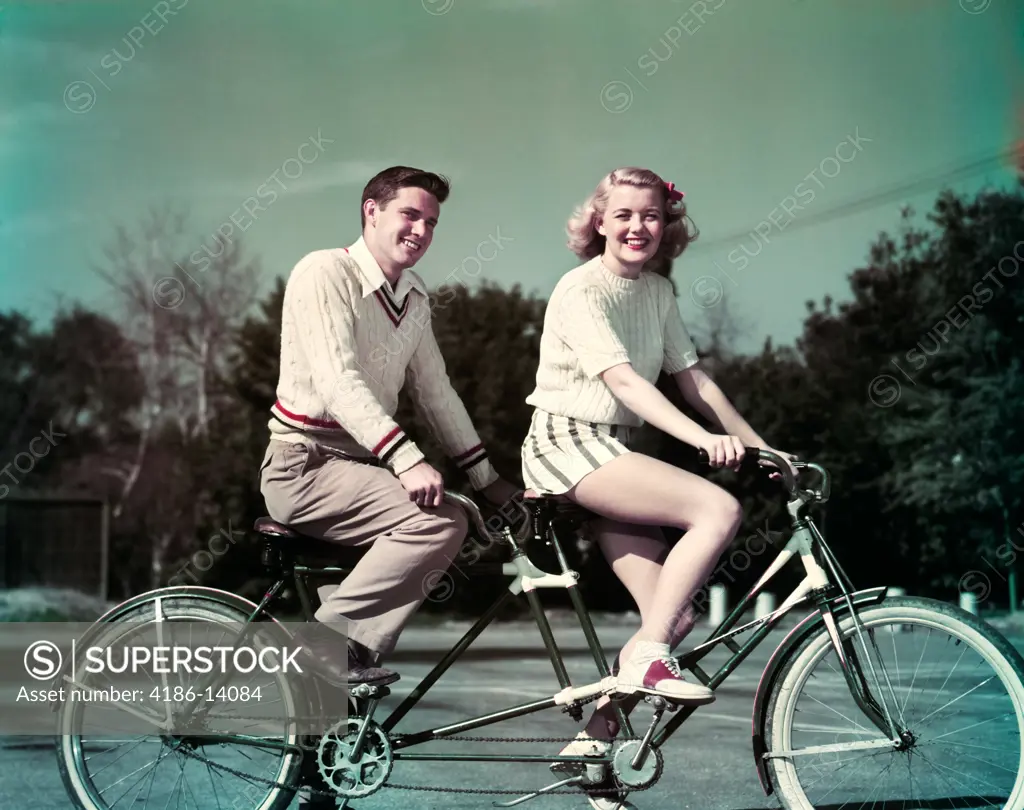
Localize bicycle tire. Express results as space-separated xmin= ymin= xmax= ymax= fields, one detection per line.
xmin=55 ymin=592 xmax=305 ymax=810
xmin=765 ymin=596 xmax=1024 ymax=810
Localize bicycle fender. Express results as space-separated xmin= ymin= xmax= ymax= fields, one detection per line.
xmin=49 ymin=586 xmax=281 ymax=707
xmin=750 ymin=586 xmax=888 ymax=795
xmin=92 ymin=585 xmax=275 ymax=626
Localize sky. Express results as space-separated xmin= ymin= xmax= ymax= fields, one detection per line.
xmin=2 ymin=0 xmax=1021 ymax=355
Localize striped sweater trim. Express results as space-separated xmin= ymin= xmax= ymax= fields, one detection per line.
xmin=343 ymin=246 xmax=411 ymax=327
xmin=271 ymin=406 xmax=411 ymax=466
xmin=272 ymin=400 xmax=341 ymax=430
xmin=454 ymin=443 xmax=489 ymax=472
xmin=373 ymin=426 xmax=410 ymax=464
xmin=373 ymin=287 xmax=409 ymax=326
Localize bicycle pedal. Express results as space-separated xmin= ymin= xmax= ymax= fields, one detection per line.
xmin=643 ymin=694 xmax=678 ymax=711
xmin=492 ymin=775 xmax=584 ymax=807
xmin=349 ymin=683 xmax=390 ymax=699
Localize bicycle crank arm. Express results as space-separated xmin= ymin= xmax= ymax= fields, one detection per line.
xmin=492 ymin=775 xmax=585 ymax=807
xmin=763 ymin=737 xmax=898 ymax=758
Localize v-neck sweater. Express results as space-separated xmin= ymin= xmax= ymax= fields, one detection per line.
xmin=268 ymin=245 xmax=497 ymax=490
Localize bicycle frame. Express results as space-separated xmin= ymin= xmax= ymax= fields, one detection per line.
xmin=226 ymin=481 xmax=903 ymax=775
xmin=87 ymin=453 xmax=905 ymax=789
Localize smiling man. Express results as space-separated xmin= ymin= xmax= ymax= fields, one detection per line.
xmin=260 ymin=166 xmax=519 ymax=692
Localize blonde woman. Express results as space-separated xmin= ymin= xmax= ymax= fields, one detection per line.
xmin=521 ymin=167 xmax=796 ymax=809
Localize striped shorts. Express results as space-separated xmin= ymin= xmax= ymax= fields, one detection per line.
xmin=520 ymin=409 xmax=634 ymax=495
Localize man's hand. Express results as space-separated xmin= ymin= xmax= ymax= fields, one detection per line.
xmin=758 ymin=448 xmax=800 ymax=483
xmin=479 ymin=477 xmax=522 ymax=509
xmin=398 ymin=461 xmax=445 ymax=507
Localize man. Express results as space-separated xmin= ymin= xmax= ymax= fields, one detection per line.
xmin=260 ymin=165 xmax=519 ymax=689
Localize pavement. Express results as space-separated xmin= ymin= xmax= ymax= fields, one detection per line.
xmin=2 ymin=611 xmax=1022 ymax=809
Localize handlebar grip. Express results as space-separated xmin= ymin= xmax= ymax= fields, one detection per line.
xmin=696 ymin=446 xmax=799 ymax=494
xmin=696 ymin=447 xmax=762 ymax=470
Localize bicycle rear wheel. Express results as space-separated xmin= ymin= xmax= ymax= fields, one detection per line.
xmin=765 ymin=596 xmax=1024 ymax=809
xmin=56 ymin=593 xmax=305 ymax=810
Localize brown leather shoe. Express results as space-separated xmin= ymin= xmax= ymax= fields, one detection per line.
xmin=294 ymin=624 xmax=400 ymax=686
xmin=346 ymin=639 xmax=400 ymax=685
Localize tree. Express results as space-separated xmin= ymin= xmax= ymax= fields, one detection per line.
xmin=194 ymin=278 xmax=288 ymax=601
xmin=788 ymin=183 xmax=1024 ymax=598
xmin=0 ymin=307 xmax=143 ymax=500
xmin=0 ymin=312 xmax=50 ymax=468
xmin=875 ymin=187 xmax=1024 ymax=603
xmin=88 ymin=206 xmax=262 ymax=590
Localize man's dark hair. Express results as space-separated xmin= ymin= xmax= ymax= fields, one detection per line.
xmin=360 ymin=166 xmax=451 ymax=228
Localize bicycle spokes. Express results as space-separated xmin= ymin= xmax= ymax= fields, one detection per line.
xmin=770 ymin=612 xmax=1023 ymax=808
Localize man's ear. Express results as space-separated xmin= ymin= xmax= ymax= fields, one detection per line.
xmin=363 ymin=199 xmax=378 ymax=227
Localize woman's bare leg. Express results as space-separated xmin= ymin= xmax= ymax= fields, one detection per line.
xmin=572 ymin=452 xmax=741 ymax=645
xmin=570 ymin=452 xmax=742 ymax=735
xmin=577 ymin=519 xmax=669 ymax=741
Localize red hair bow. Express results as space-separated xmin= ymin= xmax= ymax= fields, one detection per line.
xmin=665 ymin=181 xmax=685 ymax=202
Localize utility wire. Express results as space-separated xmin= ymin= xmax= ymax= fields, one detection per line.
xmin=687 ymin=144 xmax=1018 ymax=254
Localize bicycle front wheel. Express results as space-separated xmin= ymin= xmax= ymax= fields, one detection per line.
xmin=765 ymin=596 xmax=1024 ymax=809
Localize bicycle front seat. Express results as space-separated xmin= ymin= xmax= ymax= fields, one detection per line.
xmin=521 ymin=494 xmax=599 ymax=535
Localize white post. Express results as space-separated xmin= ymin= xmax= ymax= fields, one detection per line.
xmin=960 ymin=592 xmax=978 ymax=615
xmin=755 ymin=592 xmax=776 ymax=620
xmin=886 ymin=587 xmax=906 ymax=632
xmin=709 ymin=584 xmax=727 ymax=627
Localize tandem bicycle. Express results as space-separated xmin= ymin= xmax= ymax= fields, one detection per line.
xmin=51 ymin=448 xmax=1024 ymax=809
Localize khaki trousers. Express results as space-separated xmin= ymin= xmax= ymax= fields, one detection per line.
xmin=259 ymin=439 xmax=468 ymax=659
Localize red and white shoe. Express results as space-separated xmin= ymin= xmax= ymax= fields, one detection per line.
xmin=615 ymin=640 xmax=715 ymax=704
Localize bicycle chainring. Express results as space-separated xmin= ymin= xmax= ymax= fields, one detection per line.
xmin=612 ymin=739 xmax=664 ymax=788
xmin=317 ymin=717 xmax=393 ymax=798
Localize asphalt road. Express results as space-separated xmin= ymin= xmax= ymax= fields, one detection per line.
xmin=3 ymin=614 xmax=1023 ymax=810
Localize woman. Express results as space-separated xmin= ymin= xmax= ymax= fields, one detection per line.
xmin=521 ymin=167 xmax=796 ymax=809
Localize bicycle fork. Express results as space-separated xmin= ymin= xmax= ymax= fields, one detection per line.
xmin=804 ymin=581 xmax=906 ymax=746
xmin=772 ymin=509 xmax=905 ymax=745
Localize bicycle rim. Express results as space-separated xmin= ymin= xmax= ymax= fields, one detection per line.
xmin=766 ymin=597 xmax=1024 ymax=810
xmin=55 ymin=595 xmax=303 ymax=810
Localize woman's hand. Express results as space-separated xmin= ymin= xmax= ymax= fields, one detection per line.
xmin=698 ymin=433 xmax=747 ymax=470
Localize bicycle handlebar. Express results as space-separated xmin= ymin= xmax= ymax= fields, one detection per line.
xmin=442 ymin=490 xmax=531 ymax=546
xmin=696 ymin=446 xmax=831 ymax=503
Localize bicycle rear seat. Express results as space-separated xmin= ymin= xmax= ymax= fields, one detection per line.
xmin=254 ymin=516 xmax=368 ymax=567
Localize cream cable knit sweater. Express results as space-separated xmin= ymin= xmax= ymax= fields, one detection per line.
xmin=269 ymin=242 xmax=497 ymax=490
xmin=526 ymin=257 xmax=700 ymax=426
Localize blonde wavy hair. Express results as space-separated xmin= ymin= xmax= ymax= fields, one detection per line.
xmin=566 ymin=167 xmax=698 ymax=278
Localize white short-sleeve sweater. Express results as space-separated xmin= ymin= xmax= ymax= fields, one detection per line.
xmin=525 ymin=257 xmax=700 ymax=427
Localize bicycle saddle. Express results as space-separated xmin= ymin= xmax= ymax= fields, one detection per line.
xmin=253 ymin=516 xmax=367 ymax=563
xmin=520 ymin=494 xmax=599 ymax=530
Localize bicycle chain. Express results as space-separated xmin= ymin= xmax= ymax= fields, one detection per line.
xmin=376 ymin=730 xmax=659 ymax=798
xmin=161 ymin=688 xmax=669 ymax=800
xmin=171 ymin=724 xmax=659 ymax=800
